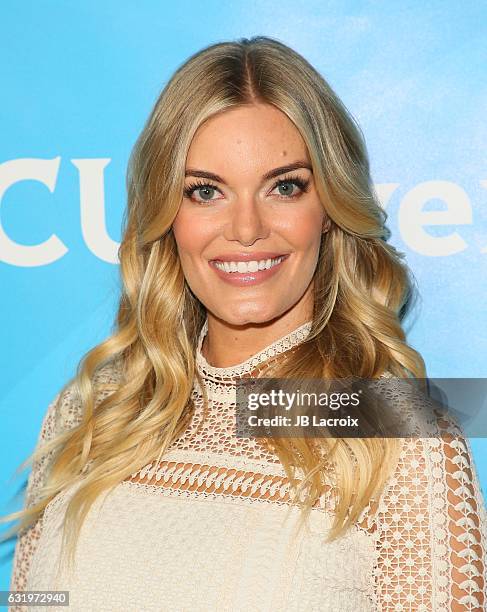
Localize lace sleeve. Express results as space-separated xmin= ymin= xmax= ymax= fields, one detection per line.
xmin=9 ymin=382 xmax=82 ymax=597
xmin=9 ymin=360 xmax=122 ymax=600
xmin=369 ymin=426 xmax=487 ymax=610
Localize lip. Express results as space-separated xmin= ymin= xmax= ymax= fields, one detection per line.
xmin=209 ymin=254 xmax=290 ymax=287
xmin=210 ymin=251 xmax=287 ymax=262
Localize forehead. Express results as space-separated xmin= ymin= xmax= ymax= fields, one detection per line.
xmin=186 ymin=103 xmax=310 ymax=176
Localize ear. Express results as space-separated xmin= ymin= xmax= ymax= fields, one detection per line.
xmin=321 ymin=217 xmax=331 ymax=233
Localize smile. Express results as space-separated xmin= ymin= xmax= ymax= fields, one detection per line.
xmin=209 ymin=254 xmax=289 ymax=286
xmin=213 ymin=256 xmax=285 ymax=273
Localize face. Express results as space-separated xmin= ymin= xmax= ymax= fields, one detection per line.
xmin=172 ymin=103 xmax=328 ymax=327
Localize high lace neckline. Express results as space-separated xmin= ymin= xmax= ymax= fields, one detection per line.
xmin=195 ymin=317 xmax=313 ymax=382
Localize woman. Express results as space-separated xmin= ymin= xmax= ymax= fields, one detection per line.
xmin=4 ymin=36 xmax=486 ymax=610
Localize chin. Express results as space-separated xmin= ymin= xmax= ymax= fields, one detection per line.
xmin=215 ymin=303 xmax=285 ymax=327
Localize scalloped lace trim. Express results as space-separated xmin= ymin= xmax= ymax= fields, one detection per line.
xmin=195 ymin=317 xmax=313 ymax=382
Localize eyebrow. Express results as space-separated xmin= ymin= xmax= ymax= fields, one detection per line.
xmin=184 ymin=160 xmax=313 ymax=183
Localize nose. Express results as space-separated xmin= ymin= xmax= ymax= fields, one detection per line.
xmin=223 ymin=191 xmax=269 ymax=246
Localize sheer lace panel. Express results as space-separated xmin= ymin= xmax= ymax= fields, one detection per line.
xmin=364 ymin=422 xmax=487 ymax=610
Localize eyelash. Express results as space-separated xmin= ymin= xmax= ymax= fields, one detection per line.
xmin=183 ymin=174 xmax=310 ymax=204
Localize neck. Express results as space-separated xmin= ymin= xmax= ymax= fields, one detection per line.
xmin=201 ymin=308 xmax=313 ymax=369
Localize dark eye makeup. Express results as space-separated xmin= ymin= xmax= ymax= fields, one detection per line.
xmin=183 ymin=174 xmax=311 ymax=203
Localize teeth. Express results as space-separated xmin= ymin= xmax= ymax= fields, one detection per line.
xmin=214 ymin=256 xmax=285 ymax=274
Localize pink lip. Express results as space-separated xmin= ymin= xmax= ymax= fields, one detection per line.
xmin=210 ymin=251 xmax=287 ymax=262
xmin=209 ymin=254 xmax=290 ymax=287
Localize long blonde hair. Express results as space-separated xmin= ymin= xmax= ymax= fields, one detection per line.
xmin=2 ymin=36 xmax=425 ymax=571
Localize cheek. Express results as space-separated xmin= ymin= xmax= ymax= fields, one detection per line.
xmin=172 ymin=208 xmax=212 ymax=257
xmin=172 ymin=208 xmax=193 ymax=252
xmin=275 ymin=207 xmax=324 ymax=252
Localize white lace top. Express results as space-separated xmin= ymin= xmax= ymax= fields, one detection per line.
xmin=9 ymin=319 xmax=487 ymax=611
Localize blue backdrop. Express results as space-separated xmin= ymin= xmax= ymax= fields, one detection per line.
xmin=1 ymin=0 xmax=486 ymax=590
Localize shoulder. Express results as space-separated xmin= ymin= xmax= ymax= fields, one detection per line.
xmin=22 ymin=359 xmax=124 ymax=511
xmin=360 ymin=376 xmax=487 ymax=533
xmin=372 ymin=429 xmax=486 ymax=608
xmin=44 ymin=357 xmax=124 ymax=441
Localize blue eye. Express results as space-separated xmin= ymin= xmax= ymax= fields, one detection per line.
xmin=183 ymin=181 xmax=222 ymax=203
xmin=271 ymin=175 xmax=310 ymax=200
xmin=183 ymin=174 xmax=310 ymax=204
xmin=273 ymin=178 xmax=307 ymax=197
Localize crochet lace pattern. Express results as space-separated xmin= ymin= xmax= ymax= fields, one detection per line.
xmin=9 ymin=319 xmax=487 ymax=610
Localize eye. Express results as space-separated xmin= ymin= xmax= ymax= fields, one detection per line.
xmin=183 ymin=181 xmax=223 ymax=204
xmin=183 ymin=174 xmax=311 ymax=204
xmin=270 ymin=175 xmax=310 ymax=200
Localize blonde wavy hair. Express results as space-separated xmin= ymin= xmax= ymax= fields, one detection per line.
xmin=2 ymin=36 xmax=426 ymax=571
